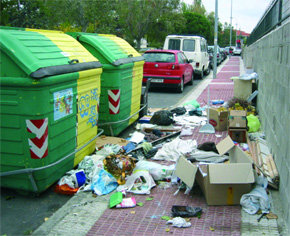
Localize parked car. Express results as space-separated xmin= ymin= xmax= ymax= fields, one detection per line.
xmin=233 ymin=47 xmax=242 ymax=56
xmin=208 ymin=45 xmax=222 ymax=65
xmin=142 ymin=49 xmax=194 ymax=93
xmin=225 ymin=46 xmax=234 ymax=55
xmin=220 ymin=48 xmax=227 ymax=61
xmin=163 ymin=35 xmax=210 ymax=79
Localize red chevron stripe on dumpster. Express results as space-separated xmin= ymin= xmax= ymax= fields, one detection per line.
xmin=26 ymin=118 xmax=48 ymax=159
xmin=108 ymin=89 xmax=120 ymax=114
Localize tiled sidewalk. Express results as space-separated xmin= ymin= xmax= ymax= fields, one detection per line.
xmin=87 ymin=57 xmax=243 ymax=236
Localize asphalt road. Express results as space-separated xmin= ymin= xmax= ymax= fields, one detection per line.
xmin=0 ymin=75 xmax=206 ymax=236
xmin=1 ymin=186 xmax=71 ymax=236
xmin=147 ymin=79 xmax=201 ymax=109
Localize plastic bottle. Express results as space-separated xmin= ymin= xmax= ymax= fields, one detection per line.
xmin=211 ymin=100 xmax=224 ymax=105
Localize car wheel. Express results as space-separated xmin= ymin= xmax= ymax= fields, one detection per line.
xmin=199 ymin=68 xmax=204 ymax=79
xmin=204 ymin=66 xmax=210 ymax=76
xmin=188 ymin=72 xmax=194 ymax=85
xmin=177 ymin=78 xmax=184 ymax=93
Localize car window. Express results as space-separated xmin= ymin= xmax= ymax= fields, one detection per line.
xmin=177 ymin=53 xmax=186 ymax=64
xmin=168 ymin=39 xmax=181 ymax=50
xmin=143 ymin=52 xmax=175 ymax=63
xmin=200 ymin=40 xmax=205 ymax=52
xmin=183 ymin=39 xmax=195 ymax=52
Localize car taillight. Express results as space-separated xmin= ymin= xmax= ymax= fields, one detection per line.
xmin=196 ymin=62 xmax=199 ymax=68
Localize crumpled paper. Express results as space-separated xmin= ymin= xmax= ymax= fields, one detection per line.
xmin=166 ymin=217 xmax=191 ymax=228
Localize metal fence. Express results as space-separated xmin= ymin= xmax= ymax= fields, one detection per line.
xmin=247 ymin=0 xmax=290 ymax=46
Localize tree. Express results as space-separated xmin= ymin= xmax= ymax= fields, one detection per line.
xmin=116 ymin=0 xmax=180 ymax=49
xmin=182 ymin=12 xmax=211 ymax=40
xmin=0 ymin=0 xmax=48 ymax=29
xmin=181 ymin=0 xmax=206 ymax=15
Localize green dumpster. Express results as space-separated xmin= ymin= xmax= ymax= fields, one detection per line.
xmin=67 ymin=32 xmax=144 ymax=136
xmin=0 ymin=28 xmax=103 ymax=193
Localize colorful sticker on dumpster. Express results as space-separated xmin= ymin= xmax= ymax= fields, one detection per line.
xmin=26 ymin=118 xmax=48 ymax=159
xmin=108 ymin=89 xmax=120 ymax=114
xmin=54 ymin=88 xmax=73 ymax=121
xmin=79 ymin=88 xmax=99 ymax=127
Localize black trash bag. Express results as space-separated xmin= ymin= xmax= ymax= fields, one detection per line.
xmin=197 ymin=142 xmax=218 ymax=154
xmin=145 ymin=147 xmax=158 ymax=159
xmin=152 ymin=129 xmax=163 ymax=137
xmin=170 ymin=107 xmax=186 ymax=116
xmin=171 ymin=205 xmax=202 ymax=217
xmin=188 ymin=109 xmax=202 ymax=116
xmin=150 ymin=110 xmax=174 ymax=126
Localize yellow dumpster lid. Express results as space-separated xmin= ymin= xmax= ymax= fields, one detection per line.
xmin=0 ymin=28 xmax=102 ymax=78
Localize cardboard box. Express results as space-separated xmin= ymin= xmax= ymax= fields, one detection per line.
xmin=209 ymin=108 xmax=229 ymax=131
xmin=228 ymin=110 xmax=247 ymax=128
xmin=174 ymin=136 xmax=254 ymax=205
xmin=228 ymin=128 xmax=247 ymax=143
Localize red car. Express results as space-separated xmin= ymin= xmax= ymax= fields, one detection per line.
xmin=142 ymin=49 xmax=194 ymax=93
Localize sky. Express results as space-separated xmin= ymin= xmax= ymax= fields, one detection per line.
xmin=182 ymin=0 xmax=273 ymax=34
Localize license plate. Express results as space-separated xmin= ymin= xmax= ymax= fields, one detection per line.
xmin=151 ymin=79 xmax=163 ymax=83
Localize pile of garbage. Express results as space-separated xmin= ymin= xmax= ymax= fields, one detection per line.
xmin=55 ymin=95 xmax=278 ymax=227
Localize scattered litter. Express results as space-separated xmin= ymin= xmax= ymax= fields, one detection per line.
xmin=209 ymin=226 xmax=215 ymax=231
xmin=266 ymin=212 xmax=278 ymax=220
xmin=247 ymin=114 xmax=261 ymax=132
xmin=103 ymin=154 xmax=135 ymax=185
xmin=117 ymin=170 xmax=156 ymax=195
xmin=123 ymin=142 xmax=136 ymax=153
xmin=188 ymin=108 xmax=202 ymax=116
xmin=150 ymin=110 xmax=174 ymax=126
xmin=179 ymin=127 xmax=194 ymax=137
xmin=161 ymin=216 xmax=172 ymax=221
xmin=44 ymin=217 xmax=49 ymax=222
xmin=170 ymin=107 xmax=187 ymax=116
xmin=182 ymin=99 xmax=200 ymax=110
xmin=152 ymin=137 xmax=197 ymax=162
xmin=116 ymin=197 xmax=136 ymax=208
xmin=166 ymin=217 xmax=191 ymax=228
xmin=110 ymin=192 xmax=123 ymax=208
xmin=54 ymin=184 xmax=78 ymax=195
xmin=57 ymin=170 xmax=86 ymax=189
xmin=135 ymin=160 xmax=175 ymax=181
xmin=171 ymin=205 xmax=202 ymax=217
xmin=129 ymin=131 xmax=145 ymax=144
xmin=165 ymin=228 xmax=170 ymax=232
xmin=130 ymin=211 xmax=136 ymax=214
xmin=197 ymin=141 xmax=218 ymax=153
xmin=137 ymin=202 xmax=144 ymax=207
xmin=240 ymin=176 xmax=270 ymax=215
xmin=146 ymin=197 xmax=154 ymax=201
xmin=91 ymin=169 xmax=118 ymax=196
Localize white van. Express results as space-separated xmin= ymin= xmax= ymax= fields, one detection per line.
xmin=163 ymin=35 xmax=210 ymax=78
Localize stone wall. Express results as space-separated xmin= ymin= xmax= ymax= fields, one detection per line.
xmin=243 ymin=20 xmax=290 ymax=231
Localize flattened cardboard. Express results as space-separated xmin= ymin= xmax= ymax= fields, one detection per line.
xmin=209 ymin=108 xmax=229 ymax=131
xmin=96 ymin=135 xmax=129 ymax=149
xmin=174 ymin=156 xmax=198 ymax=188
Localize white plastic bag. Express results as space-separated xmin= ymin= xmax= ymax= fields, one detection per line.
xmin=167 ymin=217 xmax=191 ymax=228
xmin=152 ymin=137 xmax=197 ymax=161
xmin=240 ymin=176 xmax=270 ymax=214
xmin=117 ymin=170 xmax=156 ymax=194
xmin=134 ymin=160 xmax=175 ymax=181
